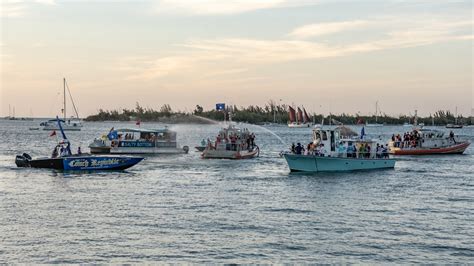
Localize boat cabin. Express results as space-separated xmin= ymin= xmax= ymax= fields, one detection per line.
xmin=108 ymin=128 xmax=178 ymax=148
xmin=311 ymin=126 xmax=386 ymax=159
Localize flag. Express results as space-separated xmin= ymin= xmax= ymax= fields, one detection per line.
xmin=360 ymin=127 xmax=365 ymax=139
xmin=136 ymin=120 xmax=141 ymax=127
xmin=107 ymin=130 xmax=118 ymax=140
xmin=216 ymin=103 xmax=225 ymax=111
xmin=49 ymin=130 xmax=56 ymax=137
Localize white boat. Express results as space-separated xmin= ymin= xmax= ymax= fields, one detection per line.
xmin=388 ymin=128 xmax=470 ymax=155
xmin=288 ymin=106 xmax=312 ymax=128
xmin=283 ymin=126 xmax=395 ymax=172
xmin=446 ymin=107 xmax=463 ymax=128
xmin=41 ymin=119 xmax=82 ymax=131
xmin=89 ymin=128 xmax=189 ymax=154
xmin=40 ymin=78 xmax=83 ymax=131
xmin=201 ymin=124 xmax=259 ymax=159
xmin=366 ymin=101 xmax=384 ymax=127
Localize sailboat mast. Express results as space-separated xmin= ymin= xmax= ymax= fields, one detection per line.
xmin=63 ymin=78 xmax=66 ymax=121
xmin=375 ymin=101 xmax=378 ymax=123
xmin=455 ymin=106 xmax=458 ymax=125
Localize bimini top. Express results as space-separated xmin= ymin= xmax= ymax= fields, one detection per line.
xmin=114 ymin=128 xmax=173 ymax=134
xmin=313 ymin=125 xmax=358 ymax=138
xmin=414 ymin=128 xmax=445 ymax=138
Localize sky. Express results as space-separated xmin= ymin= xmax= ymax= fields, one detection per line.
xmin=1 ymin=0 xmax=473 ymax=118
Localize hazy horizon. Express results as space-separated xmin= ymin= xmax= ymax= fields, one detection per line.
xmin=1 ymin=0 xmax=473 ymax=117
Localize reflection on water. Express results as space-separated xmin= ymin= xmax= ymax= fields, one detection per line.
xmin=0 ymin=119 xmax=473 ymax=263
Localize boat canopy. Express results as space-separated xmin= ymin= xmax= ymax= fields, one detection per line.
xmin=416 ymin=128 xmax=444 ymax=138
xmin=313 ymin=126 xmax=358 ymax=138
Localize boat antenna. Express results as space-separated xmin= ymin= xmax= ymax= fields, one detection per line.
xmin=64 ymin=78 xmax=80 ymax=119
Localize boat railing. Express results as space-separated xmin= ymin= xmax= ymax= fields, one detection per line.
xmin=289 ymin=151 xmax=389 ymax=159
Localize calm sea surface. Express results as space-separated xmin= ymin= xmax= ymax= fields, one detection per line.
xmin=1 ymin=119 xmax=473 ymax=263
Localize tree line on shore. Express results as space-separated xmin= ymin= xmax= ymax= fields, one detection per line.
xmin=84 ymin=102 xmax=473 ymax=125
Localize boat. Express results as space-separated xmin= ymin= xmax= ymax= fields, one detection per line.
xmin=388 ymin=128 xmax=470 ymax=155
xmin=15 ymin=118 xmax=143 ymax=171
xmin=446 ymin=107 xmax=463 ymax=128
xmin=366 ymin=101 xmax=384 ymax=127
xmin=29 ymin=127 xmax=40 ymax=130
xmin=195 ymin=139 xmax=207 ymax=152
xmin=40 ymin=78 xmax=83 ymax=131
xmin=283 ymin=126 xmax=396 ymax=172
xmin=201 ymin=124 xmax=259 ymax=159
xmin=288 ymin=106 xmax=312 ymax=128
xmin=89 ymin=127 xmax=189 ymax=154
xmin=446 ymin=124 xmax=463 ymax=129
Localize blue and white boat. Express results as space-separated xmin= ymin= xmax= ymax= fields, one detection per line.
xmin=16 ymin=118 xmax=144 ymax=171
xmin=283 ymin=126 xmax=395 ymax=172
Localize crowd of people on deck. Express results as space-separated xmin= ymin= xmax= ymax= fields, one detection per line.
xmin=391 ymin=131 xmax=422 ymax=148
xmin=392 ymin=130 xmax=456 ymax=149
xmin=207 ymin=128 xmax=256 ymax=152
xmin=290 ymin=141 xmax=389 ymax=159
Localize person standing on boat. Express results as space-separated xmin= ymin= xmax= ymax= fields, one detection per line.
xmin=319 ymin=144 xmax=327 ymax=157
xmin=77 ymin=146 xmax=82 ymax=155
xmin=51 ymin=145 xmax=59 ymax=158
xmin=449 ymin=131 xmax=456 ymax=144
xmin=295 ymin=143 xmax=303 ymax=154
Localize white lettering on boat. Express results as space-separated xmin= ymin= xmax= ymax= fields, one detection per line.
xmin=67 ymin=158 xmax=124 ymax=168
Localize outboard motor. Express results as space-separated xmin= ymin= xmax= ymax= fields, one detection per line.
xmin=183 ymin=146 xmax=190 ymax=154
xmin=15 ymin=153 xmax=32 ymax=167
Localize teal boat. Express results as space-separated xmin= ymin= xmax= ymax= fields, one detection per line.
xmin=284 ymin=154 xmax=395 ymax=172
xmin=283 ymin=126 xmax=396 ymax=172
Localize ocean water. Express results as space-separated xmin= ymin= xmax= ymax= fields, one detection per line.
xmin=0 ymin=119 xmax=473 ymax=263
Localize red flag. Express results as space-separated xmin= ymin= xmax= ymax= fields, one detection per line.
xmin=49 ymin=130 xmax=56 ymax=137
xmin=136 ymin=120 xmax=141 ymax=127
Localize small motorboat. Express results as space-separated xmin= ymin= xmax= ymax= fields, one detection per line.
xmin=16 ymin=117 xmax=144 ymax=171
xmin=446 ymin=124 xmax=463 ymax=129
xmin=15 ymin=153 xmax=144 ymax=171
xmin=29 ymin=127 xmax=40 ymax=130
xmin=195 ymin=146 xmax=206 ymax=152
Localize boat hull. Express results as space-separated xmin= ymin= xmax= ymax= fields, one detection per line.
xmin=16 ymin=155 xmax=144 ymax=171
xmin=284 ymin=154 xmax=395 ymax=172
xmin=91 ymin=147 xmax=188 ymax=155
xmin=202 ymin=147 xmax=259 ymax=159
xmin=195 ymin=146 xmax=206 ymax=152
xmin=390 ymin=141 xmax=470 ymax=155
xmin=288 ymin=123 xmax=311 ymax=128
xmin=42 ymin=125 xmax=82 ymax=131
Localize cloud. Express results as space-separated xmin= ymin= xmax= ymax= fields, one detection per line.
xmin=1 ymin=0 xmax=55 ymax=18
xmin=289 ymin=20 xmax=370 ymax=39
xmin=153 ymin=0 xmax=317 ymax=15
xmin=120 ymin=16 xmax=473 ymax=80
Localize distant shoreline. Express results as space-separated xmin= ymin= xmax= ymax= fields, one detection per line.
xmin=82 ymin=103 xmax=473 ymax=126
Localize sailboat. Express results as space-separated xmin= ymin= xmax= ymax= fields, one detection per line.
xmin=366 ymin=101 xmax=383 ymax=127
xmin=446 ymin=107 xmax=463 ymax=129
xmin=40 ymin=78 xmax=83 ymax=131
xmin=288 ymin=106 xmax=312 ymax=128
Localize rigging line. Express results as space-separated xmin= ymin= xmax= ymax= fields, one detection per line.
xmin=65 ymin=79 xmax=80 ymax=119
